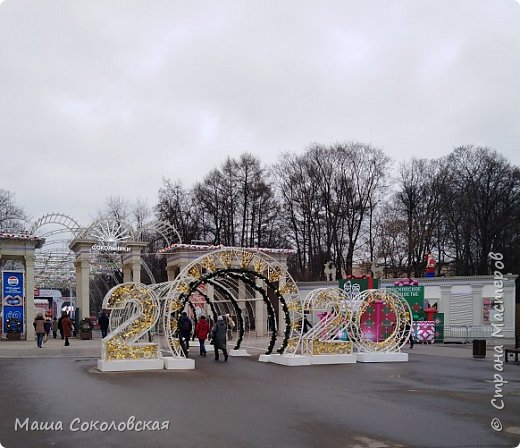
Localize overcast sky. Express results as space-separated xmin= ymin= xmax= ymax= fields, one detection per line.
xmin=1 ymin=0 xmax=519 ymax=227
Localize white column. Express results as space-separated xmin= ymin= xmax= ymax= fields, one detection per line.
xmin=439 ymin=285 xmax=451 ymax=325
xmin=166 ymin=265 xmax=177 ymax=281
xmin=503 ymin=285 xmax=515 ymax=338
xmin=123 ymin=264 xmax=132 ymax=283
xmin=472 ymin=285 xmax=483 ymax=326
xmin=132 ymin=260 xmax=141 ymax=284
xmin=75 ymin=258 xmax=90 ymax=319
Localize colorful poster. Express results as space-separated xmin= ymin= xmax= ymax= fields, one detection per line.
xmin=3 ymin=305 xmax=24 ymax=334
xmin=2 ymin=271 xmax=25 ymax=334
xmin=2 ymin=271 xmax=24 ymax=307
xmin=483 ymin=298 xmax=492 ymax=323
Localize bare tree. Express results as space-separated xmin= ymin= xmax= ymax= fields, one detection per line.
xmin=373 ymin=201 xmax=408 ymax=277
xmin=157 ymin=179 xmax=201 ymax=244
xmin=439 ymin=146 xmax=520 ymax=275
xmin=275 ymin=142 xmax=389 ymax=280
xmin=193 ymin=154 xmax=282 ymax=247
xmin=396 ymin=158 xmax=444 ymax=276
xmin=0 ymin=189 xmax=27 ymax=230
xmin=132 ymin=198 xmax=151 ymax=231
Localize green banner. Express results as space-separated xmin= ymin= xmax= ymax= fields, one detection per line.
xmin=434 ymin=312 xmax=444 ymax=342
xmin=387 ymin=285 xmax=424 ymax=319
xmin=339 ymin=278 xmax=379 ymax=299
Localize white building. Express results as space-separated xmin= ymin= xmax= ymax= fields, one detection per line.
xmin=298 ymin=275 xmax=517 ymax=339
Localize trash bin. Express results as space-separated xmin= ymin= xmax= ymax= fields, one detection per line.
xmin=473 ymin=339 xmax=486 ymax=358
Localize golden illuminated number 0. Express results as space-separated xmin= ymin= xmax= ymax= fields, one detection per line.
xmin=101 ymin=283 xmax=161 ymax=362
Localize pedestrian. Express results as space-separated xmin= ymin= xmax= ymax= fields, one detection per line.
xmin=98 ymin=311 xmax=110 ymax=338
xmin=178 ymin=312 xmax=192 ymax=356
xmin=33 ymin=313 xmax=46 ymax=348
xmin=225 ymin=314 xmax=235 ymax=341
xmin=51 ymin=317 xmax=58 ymax=339
xmin=58 ymin=314 xmax=64 ymax=339
xmin=403 ymin=321 xmax=414 ymax=349
xmin=44 ymin=318 xmax=51 ymax=343
xmin=61 ymin=312 xmax=73 ymax=346
xmin=195 ymin=315 xmax=210 ymax=356
xmin=211 ymin=315 xmax=228 ymax=362
xmin=303 ymin=316 xmax=313 ymax=334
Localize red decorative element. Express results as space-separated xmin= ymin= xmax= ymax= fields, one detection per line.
xmin=416 ymin=321 xmax=435 ymax=343
xmin=0 ymin=231 xmax=42 ymax=242
xmin=394 ymin=277 xmax=419 ymax=286
xmin=425 ymin=307 xmax=438 ymax=321
xmin=346 ymin=274 xmax=373 ymax=282
xmin=424 ymin=253 xmax=436 ymax=277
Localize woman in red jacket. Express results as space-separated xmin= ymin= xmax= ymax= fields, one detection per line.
xmin=195 ymin=315 xmax=210 ymax=356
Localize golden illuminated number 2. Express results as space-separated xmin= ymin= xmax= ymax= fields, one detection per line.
xmin=302 ymin=288 xmax=353 ymax=355
xmin=101 ymin=283 xmax=161 ymax=362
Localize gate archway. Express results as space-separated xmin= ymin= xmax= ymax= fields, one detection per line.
xmin=158 ymin=248 xmax=301 ymax=358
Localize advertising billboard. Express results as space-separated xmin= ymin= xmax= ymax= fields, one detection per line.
xmin=2 ymin=271 xmax=25 ymax=334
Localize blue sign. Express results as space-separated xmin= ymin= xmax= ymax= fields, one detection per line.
xmin=2 ymin=271 xmax=24 ymax=298
xmin=3 ymin=305 xmax=24 ymax=333
xmin=2 ymin=271 xmax=25 ymax=334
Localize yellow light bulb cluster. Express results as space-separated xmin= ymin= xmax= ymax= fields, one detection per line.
xmin=238 ymin=250 xmax=254 ymax=269
xmin=285 ymin=338 xmax=299 ymax=351
xmin=188 ymin=264 xmax=202 ymax=279
xmin=286 ymin=300 xmax=302 ymax=312
xmin=218 ymin=251 xmax=233 ymax=268
xmin=253 ymin=258 xmax=267 ymax=274
xmin=102 ymin=284 xmax=160 ymax=362
xmin=279 ymin=280 xmax=298 ymax=294
xmin=312 ymin=340 xmax=353 ymax=355
xmin=176 ymin=281 xmax=190 ymax=294
xmin=201 ymin=255 xmax=217 ymax=272
xmin=268 ymin=266 xmax=282 ymax=282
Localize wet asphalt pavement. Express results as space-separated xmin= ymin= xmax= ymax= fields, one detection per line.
xmin=0 ymin=348 xmax=519 ymax=448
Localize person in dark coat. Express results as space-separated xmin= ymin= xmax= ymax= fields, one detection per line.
xmin=211 ymin=315 xmax=228 ymax=362
xmin=44 ymin=318 xmax=51 ymax=342
xmin=51 ymin=317 xmax=58 ymax=339
xmin=33 ymin=313 xmax=46 ymax=348
xmin=178 ymin=312 xmax=192 ymax=356
xmin=61 ymin=312 xmax=73 ymax=346
xmin=303 ymin=316 xmax=313 ymax=334
xmin=58 ymin=314 xmax=64 ymax=339
xmin=195 ymin=315 xmax=210 ymax=356
xmin=98 ymin=311 xmax=110 ymax=338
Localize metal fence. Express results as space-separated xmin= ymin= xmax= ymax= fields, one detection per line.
xmin=437 ymin=325 xmax=494 ymax=343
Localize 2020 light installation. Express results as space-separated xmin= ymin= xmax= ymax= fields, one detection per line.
xmin=99 ymin=249 xmax=412 ymax=370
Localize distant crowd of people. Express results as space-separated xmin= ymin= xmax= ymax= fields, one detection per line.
xmin=32 ymin=311 xmax=73 ymax=347
xmin=177 ymin=312 xmax=235 ymax=362
xmin=33 ymin=308 xmax=238 ymax=362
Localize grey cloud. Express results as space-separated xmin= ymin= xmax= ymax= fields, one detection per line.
xmin=1 ymin=0 xmax=519 ymax=224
